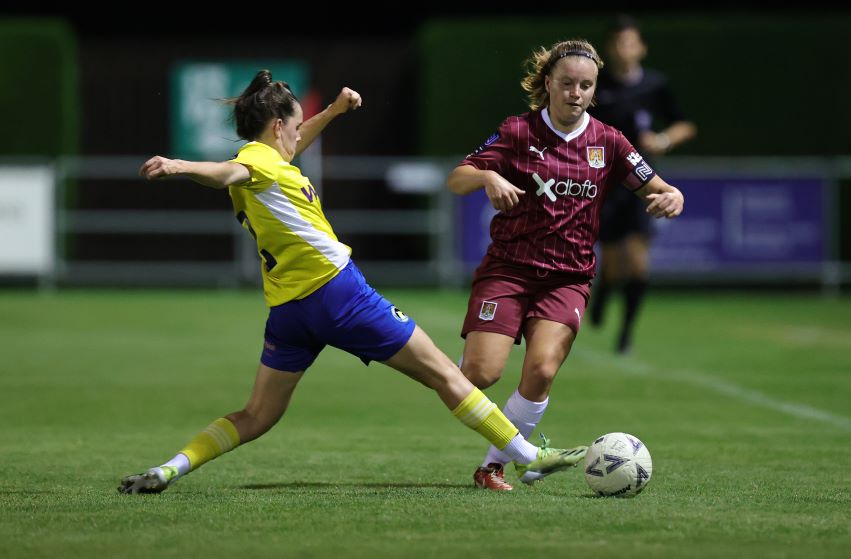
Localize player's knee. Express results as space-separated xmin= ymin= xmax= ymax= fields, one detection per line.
xmin=230 ymin=407 xmax=281 ymax=442
xmin=461 ymin=360 xmax=503 ymax=389
xmin=523 ymin=363 xmax=558 ymax=393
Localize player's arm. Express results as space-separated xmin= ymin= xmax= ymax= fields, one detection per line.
xmin=446 ymin=165 xmax=525 ymax=212
xmin=295 ymin=87 xmax=363 ymax=157
xmin=139 ymin=157 xmax=249 ymax=189
xmin=633 ymin=175 xmax=684 ymax=218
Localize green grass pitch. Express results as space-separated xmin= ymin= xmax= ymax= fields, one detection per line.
xmin=1 ymin=288 xmax=849 ymax=558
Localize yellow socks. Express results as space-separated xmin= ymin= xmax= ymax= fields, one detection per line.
xmin=179 ymin=418 xmax=241 ymax=472
xmin=452 ymin=388 xmax=519 ymax=450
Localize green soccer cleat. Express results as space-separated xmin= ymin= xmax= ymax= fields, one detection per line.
xmin=514 ymin=434 xmax=588 ymax=485
xmin=118 ymin=466 xmax=179 ymax=494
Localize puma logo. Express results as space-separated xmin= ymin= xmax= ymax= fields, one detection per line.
xmin=529 ymin=145 xmax=547 ymax=160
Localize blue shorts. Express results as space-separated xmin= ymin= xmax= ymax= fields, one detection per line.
xmin=261 ymin=260 xmax=416 ymax=372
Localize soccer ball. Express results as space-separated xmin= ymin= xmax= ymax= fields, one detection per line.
xmin=584 ymin=432 xmax=653 ymax=497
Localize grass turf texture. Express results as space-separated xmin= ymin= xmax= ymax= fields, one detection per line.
xmin=1 ymin=289 xmax=849 ymax=558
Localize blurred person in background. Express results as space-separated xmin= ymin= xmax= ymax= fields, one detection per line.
xmin=447 ymin=39 xmax=684 ymax=491
xmin=120 ymin=70 xmax=580 ymax=494
xmin=588 ymin=14 xmax=697 ymax=354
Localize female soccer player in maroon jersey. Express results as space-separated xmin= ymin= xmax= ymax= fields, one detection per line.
xmin=447 ymin=39 xmax=684 ymax=491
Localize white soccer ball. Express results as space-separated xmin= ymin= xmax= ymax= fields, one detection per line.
xmin=584 ymin=432 xmax=653 ymax=497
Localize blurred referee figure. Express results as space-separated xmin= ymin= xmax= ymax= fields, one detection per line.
xmin=447 ymin=39 xmax=684 ymax=491
xmin=588 ymin=15 xmax=697 ymax=354
xmin=119 ymin=70 xmax=584 ymax=494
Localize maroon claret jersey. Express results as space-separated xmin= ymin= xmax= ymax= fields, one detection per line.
xmin=461 ymin=108 xmax=655 ymax=278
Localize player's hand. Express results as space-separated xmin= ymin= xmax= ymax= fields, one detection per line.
xmin=139 ymin=156 xmax=182 ymax=180
xmin=638 ymin=131 xmax=669 ymax=156
xmin=329 ymin=87 xmax=362 ymax=116
xmin=483 ymin=171 xmax=525 ymax=212
xmin=645 ymin=188 xmax=684 ymax=218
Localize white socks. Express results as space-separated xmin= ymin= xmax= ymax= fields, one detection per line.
xmin=160 ymin=453 xmax=191 ymax=476
xmin=500 ymin=433 xmax=540 ymax=464
xmin=481 ymin=390 xmax=549 ymax=467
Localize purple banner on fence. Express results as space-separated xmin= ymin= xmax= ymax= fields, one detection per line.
xmin=456 ymin=177 xmax=826 ymax=273
xmin=650 ymin=178 xmax=825 ymax=271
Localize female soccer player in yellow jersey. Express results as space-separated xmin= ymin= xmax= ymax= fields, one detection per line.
xmin=119 ymin=70 xmax=588 ymax=494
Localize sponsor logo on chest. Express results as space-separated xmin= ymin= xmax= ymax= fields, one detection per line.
xmin=532 ymin=173 xmax=598 ymax=201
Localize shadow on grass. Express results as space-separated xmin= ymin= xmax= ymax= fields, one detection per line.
xmin=241 ymin=482 xmax=468 ymax=490
xmin=579 ymin=493 xmax=639 ymax=499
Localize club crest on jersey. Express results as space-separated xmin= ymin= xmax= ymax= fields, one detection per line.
xmin=587 ymin=147 xmax=605 ymax=169
xmin=479 ymin=301 xmax=498 ymax=321
xmin=391 ymin=306 xmax=409 ymax=323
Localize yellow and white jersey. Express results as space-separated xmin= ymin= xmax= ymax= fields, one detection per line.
xmin=229 ymin=141 xmax=351 ymax=306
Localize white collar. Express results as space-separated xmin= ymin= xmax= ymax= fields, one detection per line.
xmin=542 ymin=108 xmax=589 ymax=142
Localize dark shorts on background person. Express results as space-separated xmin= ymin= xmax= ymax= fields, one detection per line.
xmin=261 ymin=260 xmax=416 ymax=372
xmin=461 ymin=254 xmax=592 ymax=344
xmin=599 ymin=186 xmax=654 ymax=243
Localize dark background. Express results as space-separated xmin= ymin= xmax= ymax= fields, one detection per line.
xmin=2 ymin=6 xmax=850 ymax=270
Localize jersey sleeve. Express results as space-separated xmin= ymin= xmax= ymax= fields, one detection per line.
xmin=458 ymin=117 xmax=516 ymax=176
xmin=611 ymin=130 xmax=657 ymax=192
xmin=230 ymin=143 xmax=279 ymax=191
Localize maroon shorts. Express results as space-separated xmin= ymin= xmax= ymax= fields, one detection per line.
xmin=461 ymin=254 xmax=592 ymax=344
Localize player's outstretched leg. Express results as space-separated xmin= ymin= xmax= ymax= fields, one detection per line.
xmin=513 ymin=434 xmax=588 ymax=485
xmin=117 ymin=416 xmax=239 ymax=495
xmin=119 ymin=466 xmax=180 ymax=494
xmin=118 ymin=365 xmax=303 ymax=494
xmin=384 ymin=326 xmax=588 ymax=489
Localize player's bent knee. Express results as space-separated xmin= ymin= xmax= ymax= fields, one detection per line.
xmin=461 ymin=361 xmax=503 ymax=389
xmin=527 ymin=363 xmax=559 ymax=382
xmin=522 ymin=364 xmax=559 ymax=393
xmin=228 ymin=408 xmax=282 ymax=443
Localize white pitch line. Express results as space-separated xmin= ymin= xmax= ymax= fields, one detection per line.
xmin=574 ymin=347 xmax=851 ymax=432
